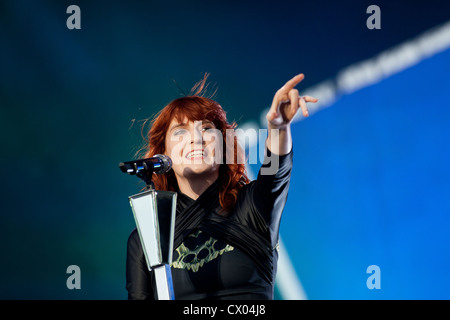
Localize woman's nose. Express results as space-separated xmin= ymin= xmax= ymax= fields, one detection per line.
xmin=191 ymin=123 xmax=204 ymax=145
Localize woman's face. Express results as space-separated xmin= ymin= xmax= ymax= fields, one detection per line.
xmin=165 ymin=116 xmax=222 ymax=181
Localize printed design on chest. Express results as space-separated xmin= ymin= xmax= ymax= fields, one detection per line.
xmin=171 ymin=230 xmax=234 ymax=272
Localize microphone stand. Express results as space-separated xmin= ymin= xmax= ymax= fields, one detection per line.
xmin=127 ymin=167 xmax=177 ymax=300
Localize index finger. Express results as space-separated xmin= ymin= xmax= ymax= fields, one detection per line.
xmin=279 ymin=73 xmax=305 ymax=93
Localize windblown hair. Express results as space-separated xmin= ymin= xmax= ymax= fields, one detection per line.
xmin=140 ymin=74 xmax=250 ymax=213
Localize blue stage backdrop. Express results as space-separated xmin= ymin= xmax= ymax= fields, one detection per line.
xmin=0 ymin=0 xmax=449 ymax=299
xmin=272 ymin=44 xmax=450 ymax=300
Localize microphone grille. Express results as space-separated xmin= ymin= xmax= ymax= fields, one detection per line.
xmin=153 ymin=154 xmax=172 ymax=174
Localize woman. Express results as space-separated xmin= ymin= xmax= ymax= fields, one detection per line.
xmin=126 ymin=73 xmax=318 ymax=300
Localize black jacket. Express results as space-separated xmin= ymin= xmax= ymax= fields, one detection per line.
xmin=126 ymin=148 xmax=293 ymax=300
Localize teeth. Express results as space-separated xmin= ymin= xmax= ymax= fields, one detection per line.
xmin=187 ymin=151 xmax=205 ymax=158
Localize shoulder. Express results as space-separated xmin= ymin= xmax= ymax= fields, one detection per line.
xmin=235 ymin=180 xmax=257 ymax=204
xmin=128 ymin=228 xmax=139 ymax=240
xmin=232 ymin=181 xmax=263 ymax=222
xmin=127 ymin=228 xmax=142 ymax=253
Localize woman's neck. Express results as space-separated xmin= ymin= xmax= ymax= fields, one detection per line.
xmin=176 ymin=174 xmax=219 ymax=200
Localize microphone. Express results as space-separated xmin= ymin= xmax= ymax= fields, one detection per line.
xmin=119 ymin=154 xmax=172 ymax=175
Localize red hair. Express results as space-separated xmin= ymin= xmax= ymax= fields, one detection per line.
xmin=139 ymin=75 xmax=250 ymax=214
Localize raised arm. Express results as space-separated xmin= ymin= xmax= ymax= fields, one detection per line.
xmin=265 ymin=73 xmax=318 ymax=155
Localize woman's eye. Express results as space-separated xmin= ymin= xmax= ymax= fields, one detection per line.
xmin=202 ymin=126 xmax=213 ymax=132
xmin=173 ymin=129 xmax=187 ymax=136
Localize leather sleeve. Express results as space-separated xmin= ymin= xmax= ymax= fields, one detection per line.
xmin=125 ymin=228 xmax=155 ymax=300
xmin=252 ymin=148 xmax=293 ymax=248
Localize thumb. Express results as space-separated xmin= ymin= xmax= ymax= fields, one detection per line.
xmin=266 ymin=109 xmax=279 ymax=122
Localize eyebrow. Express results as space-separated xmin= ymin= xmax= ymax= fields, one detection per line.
xmin=169 ymin=122 xmax=188 ymax=133
xmin=168 ymin=120 xmax=214 ymax=133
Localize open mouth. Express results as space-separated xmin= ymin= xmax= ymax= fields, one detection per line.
xmin=186 ymin=149 xmax=206 ymax=160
